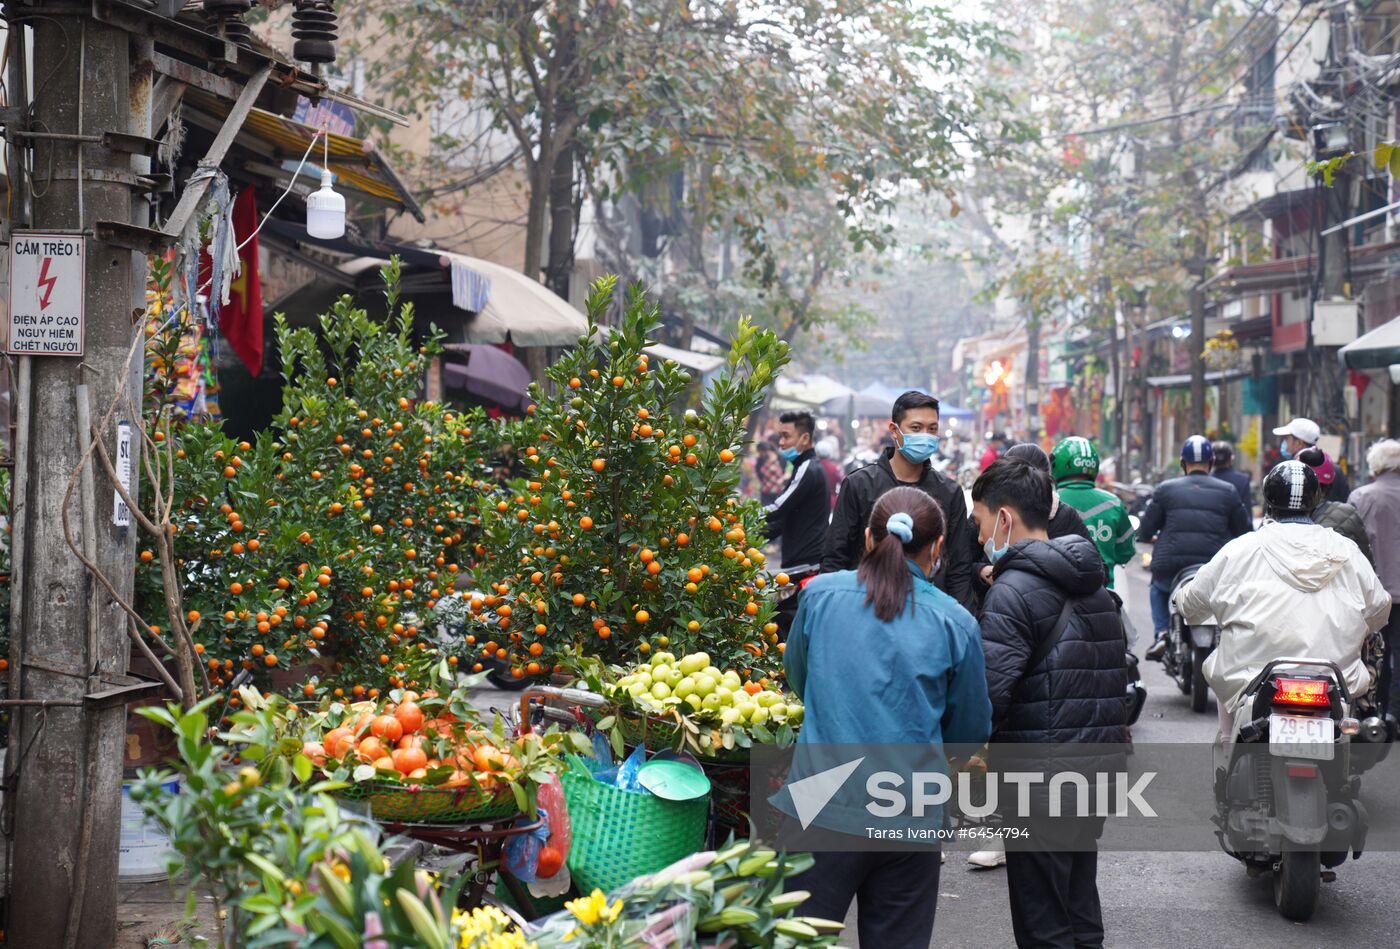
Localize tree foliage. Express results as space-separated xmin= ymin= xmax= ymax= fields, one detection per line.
xmin=349 ymin=0 xmax=1021 ymax=347
xmin=138 ymin=262 xmax=496 ymax=699
xmin=969 ymin=0 xmax=1295 ymax=326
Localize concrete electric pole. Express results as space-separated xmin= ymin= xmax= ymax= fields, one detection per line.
xmin=4 ymin=7 xmax=149 ymax=946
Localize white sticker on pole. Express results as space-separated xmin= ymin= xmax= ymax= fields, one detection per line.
xmin=6 ymin=232 xmax=85 ymax=356
xmin=114 ymin=421 xmax=132 ymax=527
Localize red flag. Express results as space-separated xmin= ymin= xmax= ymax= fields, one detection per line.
xmin=222 ymin=187 xmax=263 ymax=375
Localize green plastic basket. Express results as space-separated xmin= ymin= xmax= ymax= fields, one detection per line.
xmin=336 ymin=781 xmax=520 ymax=824
xmin=560 ymin=769 xmax=708 ymax=894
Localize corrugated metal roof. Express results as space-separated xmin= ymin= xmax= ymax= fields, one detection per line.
xmin=183 ymin=88 xmax=423 ymax=221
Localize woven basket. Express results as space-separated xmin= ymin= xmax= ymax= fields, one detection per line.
xmin=337 ymin=781 xmax=520 ymax=824
xmin=591 ymin=705 xmax=752 ymax=764
xmin=560 ymin=769 xmax=708 ymax=894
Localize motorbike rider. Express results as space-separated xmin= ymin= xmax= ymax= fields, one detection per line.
xmin=1051 ymin=437 xmax=1137 ymax=590
xmin=1210 ymin=440 xmax=1253 ymax=520
xmin=1275 ymin=416 xmax=1351 ymax=501
xmin=1140 ymin=436 xmax=1252 ymax=660
xmin=1174 ymin=460 xmax=1390 ymax=737
xmin=1297 ymin=447 xmax=1374 ymax=564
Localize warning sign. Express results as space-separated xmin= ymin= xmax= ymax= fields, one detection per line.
xmin=6 ymin=232 xmax=85 ymax=356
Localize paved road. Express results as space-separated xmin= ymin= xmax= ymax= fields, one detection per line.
xmin=910 ymin=557 xmax=1400 ymax=949
xmin=467 ymin=554 xmax=1400 ymax=947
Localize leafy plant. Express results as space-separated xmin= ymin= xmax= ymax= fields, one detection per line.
xmin=525 ymin=839 xmax=841 ymax=948
xmin=131 ymin=698 xmax=469 ymax=949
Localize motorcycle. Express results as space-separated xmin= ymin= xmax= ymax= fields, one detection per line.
xmin=1214 ymin=657 xmax=1390 ymax=921
xmin=1165 ymin=565 xmax=1218 ymax=713
xmin=1107 ymin=478 xmax=1154 ymax=519
xmin=1119 ymin=611 xmax=1148 ymax=730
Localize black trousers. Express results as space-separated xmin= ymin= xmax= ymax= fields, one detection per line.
xmin=773 ymin=574 xmax=814 ymax=642
xmin=1380 ymin=617 xmax=1400 ymax=718
xmin=1005 ymin=819 xmax=1105 ymax=949
xmin=787 ymin=848 xmax=942 ymax=949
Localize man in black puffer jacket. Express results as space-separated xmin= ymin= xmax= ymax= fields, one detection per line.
xmin=1138 ymin=435 xmax=1251 ymax=659
xmin=973 ymin=459 xmax=1127 ymax=949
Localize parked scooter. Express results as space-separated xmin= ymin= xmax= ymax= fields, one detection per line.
xmin=1215 ymin=657 xmax=1390 ymax=921
xmin=1164 ymin=565 xmax=1218 ymax=713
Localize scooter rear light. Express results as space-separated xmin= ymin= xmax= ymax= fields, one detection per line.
xmin=1273 ymin=677 xmax=1330 ymax=706
xmin=1287 ymin=765 xmax=1318 ymax=778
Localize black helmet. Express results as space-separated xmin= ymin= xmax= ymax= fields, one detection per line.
xmin=1263 ymin=460 xmax=1321 ymax=519
xmin=1210 ymin=440 xmax=1233 ymax=467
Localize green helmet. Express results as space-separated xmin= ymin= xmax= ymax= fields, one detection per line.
xmin=1051 ymin=437 xmax=1100 ymax=483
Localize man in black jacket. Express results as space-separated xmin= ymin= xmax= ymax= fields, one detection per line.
xmin=973 ymin=459 xmax=1127 ymax=948
xmin=820 ymin=391 xmax=975 ymax=610
xmin=765 ymin=410 xmax=831 ymax=634
xmin=1139 ymin=435 xmax=1251 ymax=659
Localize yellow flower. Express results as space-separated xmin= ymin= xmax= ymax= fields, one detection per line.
xmin=329 ymin=861 xmax=351 ymax=883
xmin=565 ymin=889 xmax=609 ymax=926
xmin=452 ymin=906 xmax=535 ymax=949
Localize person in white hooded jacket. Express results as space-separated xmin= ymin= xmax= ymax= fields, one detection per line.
xmin=1176 ymin=460 xmax=1391 ymax=737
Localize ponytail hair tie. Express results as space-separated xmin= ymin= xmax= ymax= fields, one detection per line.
xmin=886 ymin=511 xmax=915 ymax=543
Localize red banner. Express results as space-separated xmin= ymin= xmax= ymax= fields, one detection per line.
xmin=224 ymin=187 xmax=263 ymax=375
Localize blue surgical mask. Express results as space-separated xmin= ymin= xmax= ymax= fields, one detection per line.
xmin=983 ymin=511 xmax=1011 ymax=564
xmin=897 ymin=430 xmax=940 ymax=464
xmin=780 ymin=446 xmax=800 ymax=463
xmin=1279 ymin=440 xmax=1292 ymax=460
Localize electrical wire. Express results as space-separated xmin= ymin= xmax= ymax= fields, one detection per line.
xmin=236 ymin=127 xmax=324 ymax=256
xmin=1174 ymin=0 xmax=1283 ymax=98
xmin=191 ymin=127 xmax=325 ymax=300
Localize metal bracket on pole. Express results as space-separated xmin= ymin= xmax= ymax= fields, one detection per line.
xmin=94 ymin=220 xmax=175 ymax=253
xmin=160 ymin=63 xmax=272 ymax=240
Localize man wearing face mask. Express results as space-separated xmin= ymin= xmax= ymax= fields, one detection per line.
xmin=1274 ymin=416 xmax=1351 ymax=502
xmin=821 ymin=391 xmax=976 ymax=611
xmin=972 ymin=459 xmax=1128 ymax=947
xmin=765 ymin=410 xmax=832 ymax=635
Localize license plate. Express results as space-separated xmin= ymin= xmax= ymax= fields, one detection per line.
xmin=1269 ymin=714 xmax=1335 ymax=761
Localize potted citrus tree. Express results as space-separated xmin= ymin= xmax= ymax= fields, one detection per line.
xmin=460 ymin=276 xmax=789 ymax=682
xmin=136 ymin=262 xmax=496 ymax=704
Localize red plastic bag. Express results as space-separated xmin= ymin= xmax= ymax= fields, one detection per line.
xmin=535 ymin=775 xmax=571 ymax=877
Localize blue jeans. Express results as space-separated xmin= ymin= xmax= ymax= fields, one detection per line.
xmin=1149 ymin=579 xmax=1173 ymax=636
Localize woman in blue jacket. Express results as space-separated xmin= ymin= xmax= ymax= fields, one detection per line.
xmin=784 ymin=486 xmax=992 ymax=948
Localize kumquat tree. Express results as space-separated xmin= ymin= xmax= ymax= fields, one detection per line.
xmin=459 ymin=276 xmax=791 ymax=681
xmin=137 ymin=261 xmax=496 ymax=702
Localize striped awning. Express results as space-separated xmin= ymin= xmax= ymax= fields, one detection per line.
xmin=182 ymin=88 xmax=423 ymax=221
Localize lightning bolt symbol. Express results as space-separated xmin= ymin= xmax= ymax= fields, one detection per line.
xmin=37 ymin=257 xmax=57 ymax=311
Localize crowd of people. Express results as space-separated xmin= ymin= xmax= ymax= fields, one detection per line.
xmin=753 ymin=392 xmax=1400 ymax=948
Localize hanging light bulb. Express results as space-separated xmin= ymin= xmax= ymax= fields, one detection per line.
xmin=306 ymin=132 xmax=345 ymax=239
xmin=306 ymin=171 xmax=345 ymax=239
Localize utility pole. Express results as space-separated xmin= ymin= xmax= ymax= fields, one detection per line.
xmin=1187 ymin=242 xmax=1207 ymax=433
xmin=1308 ymin=1 xmax=1353 ymax=432
xmin=4 ymin=7 xmax=147 ymax=946
xmin=1024 ymin=308 xmax=1041 ymax=443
